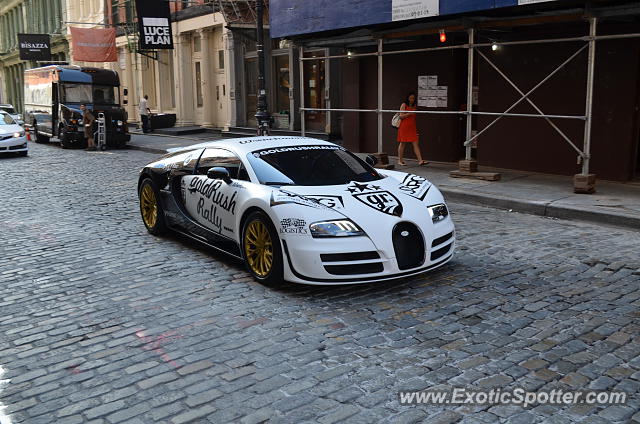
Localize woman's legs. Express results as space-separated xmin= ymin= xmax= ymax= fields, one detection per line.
xmin=411 ymin=142 xmax=426 ymax=164
xmin=397 ymin=142 xmax=406 ymax=164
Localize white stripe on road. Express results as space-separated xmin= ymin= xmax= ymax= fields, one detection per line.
xmin=0 ymin=366 xmax=12 ymax=424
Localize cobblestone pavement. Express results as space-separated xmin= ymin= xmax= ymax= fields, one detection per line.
xmin=1 ymin=143 xmax=639 ymax=424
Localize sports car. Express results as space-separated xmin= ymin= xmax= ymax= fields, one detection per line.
xmin=137 ymin=136 xmax=455 ymax=285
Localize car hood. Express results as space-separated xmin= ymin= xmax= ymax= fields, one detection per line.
xmin=275 ymin=173 xmax=440 ymax=242
xmin=0 ymin=124 xmax=23 ymax=135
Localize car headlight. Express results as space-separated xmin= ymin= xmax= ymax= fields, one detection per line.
xmin=78 ymin=119 xmax=83 ymax=125
xmin=13 ymin=131 xmax=25 ymax=138
xmin=309 ymin=219 xmax=365 ymax=238
xmin=428 ymin=204 xmax=449 ymax=223
xmin=117 ymin=120 xmax=123 ymax=126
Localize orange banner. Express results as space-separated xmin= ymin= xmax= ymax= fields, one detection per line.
xmin=70 ymin=27 xmax=117 ymax=62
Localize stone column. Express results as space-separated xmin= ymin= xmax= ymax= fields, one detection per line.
xmin=176 ymin=33 xmax=195 ymax=127
xmin=198 ymin=29 xmax=214 ymax=128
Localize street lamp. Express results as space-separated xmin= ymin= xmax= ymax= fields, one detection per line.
xmin=255 ymin=0 xmax=271 ymax=136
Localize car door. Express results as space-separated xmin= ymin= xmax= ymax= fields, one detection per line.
xmin=182 ymin=147 xmax=247 ymax=240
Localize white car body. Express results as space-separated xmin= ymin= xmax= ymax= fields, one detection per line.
xmin=0 ymin=111 xmax=27 ymax=155
xmin=150 ymin=137 xmax=455 ymax=285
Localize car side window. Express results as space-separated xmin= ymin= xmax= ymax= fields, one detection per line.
xmin=197 ymin=148 xmax=243 ymax=179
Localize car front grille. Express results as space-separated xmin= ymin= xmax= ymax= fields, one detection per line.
xmin=392 ymin=222 xmax=425 ymax=270
xmin=321 ymin=250 xmax=383 ymax=275
xmin=9 ymin=144 xmax=25 ymax=150
xmin=430 ymin=231 xmax=454 ymax=262
xmin=324 ymin=263 xmax=384 ymax=275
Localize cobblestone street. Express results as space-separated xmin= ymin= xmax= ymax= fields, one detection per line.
xmin=1 ymin=143 xmax=639 ymax=424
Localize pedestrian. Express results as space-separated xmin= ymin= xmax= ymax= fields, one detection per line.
xmin=80 ymin=104 xmax=96 ymax=151
xmin=139 ymin=94 xmax=151 ymax=133
xmin=397 ymin=93 xmax=427 ymax=166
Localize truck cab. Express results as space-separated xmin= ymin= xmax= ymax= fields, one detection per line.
xmin=24 ymin=65 xmax=130 ymax=148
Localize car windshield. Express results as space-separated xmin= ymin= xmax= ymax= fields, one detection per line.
xmin=0 ymin=113 xmax=16 ymax=125
xmin=61 ymin=83 xmax=92 ymax=104
xmin=93 ymin=85 xmax=117 ymax=105
xmin=247 ymin=145 xmax=382 ymax=186
xmin=0 ymin=106 xmax=16 ymax=114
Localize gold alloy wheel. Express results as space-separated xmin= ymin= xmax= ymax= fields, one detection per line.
xmin=244 ymin=220 xmax=274 ymax=278
xmin=140 ymin=184 xmax=158 ymax=229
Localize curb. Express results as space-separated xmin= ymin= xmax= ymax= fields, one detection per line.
xmin=442 ymin=188 xmax=640 ymax=230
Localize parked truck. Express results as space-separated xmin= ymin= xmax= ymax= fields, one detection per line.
xmin=24 ymin=65 xmax=130 ymax=148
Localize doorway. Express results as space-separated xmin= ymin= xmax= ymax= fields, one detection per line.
xmin=303 ymin=50 xmax=327 ymax=132
xmin=245 ymin=57 xmax=258 ymax=128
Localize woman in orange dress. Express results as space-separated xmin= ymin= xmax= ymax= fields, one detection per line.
xmin=397 ymin=93 xmax=427 ymax=166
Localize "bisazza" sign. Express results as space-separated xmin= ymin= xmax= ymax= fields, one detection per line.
xmin=135 ymin=0 xmax=174 ymax=50
xmin=18 ymin=34 xmax=51 ymax=61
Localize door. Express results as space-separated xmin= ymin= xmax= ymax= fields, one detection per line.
xmin=193 ymin=61 xmax=204 ymax=124
xmin=303 ymin=50 xmax=327 ymax=132
xmin=182 ymin=148 xmax=246 ymax=239
xmin=245 ymin=57 xmax=258 ymax=127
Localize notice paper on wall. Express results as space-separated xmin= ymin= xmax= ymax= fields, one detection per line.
xmin=392 ymin=0 xmax=439 ymax=22
xmin=418 ymin=75 xmax=447 ymax=108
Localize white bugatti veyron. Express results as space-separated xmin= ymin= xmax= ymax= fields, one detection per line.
xmin=138 ymin=136 xmax=455 ymax=285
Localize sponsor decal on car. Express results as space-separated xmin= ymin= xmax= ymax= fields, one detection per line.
xmin=253 ymin=145 xmax=342 ymax=157
xmin=189 ymin=177 xmax=238 ymax=234
xmin=303 ymin=195 xmax=345 ymax=210
xmin=280 ymin=218 xmax=309 ymax=235
xmin=346 ymin=182 xmax=403 ymax=217
xmin=398 ymin=174 xmax=431 ymax=201
xmin=270 ymin=190 xmax=330 ymax=210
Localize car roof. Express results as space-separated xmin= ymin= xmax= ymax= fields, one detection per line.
xmin=177 ymin=136 xmax=338 ymax=155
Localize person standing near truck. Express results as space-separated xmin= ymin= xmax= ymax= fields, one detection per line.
xmin=139 ymin=95 xmax=151 ymax=133
xmin=80 ymin=104 xmax=96 ymax=151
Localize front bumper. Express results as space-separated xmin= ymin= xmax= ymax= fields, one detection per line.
xmin=281 ymin=222 xmax=456 ymax=285
xmin=0 ymin=136 xmax=28 ymax=153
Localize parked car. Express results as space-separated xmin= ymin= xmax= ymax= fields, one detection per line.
xmin=137 ymin=136 xmax=455 ymax=285
xmin=0 ymin=111 xmax=27 ymax=156
xmin=0 ymin=104 xmax=24 ymax=126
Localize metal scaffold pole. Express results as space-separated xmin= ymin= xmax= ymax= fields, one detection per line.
xmin=465 ymin=28 xmax=475 ymax=162
xmin=582 ymin=17 xmax=597 ymax=176
xmin=377 ymin=38 xmax=383 ymax=153
xmin=299 ymin=45 xmax=306 ymax=137
xmin=255 ymin=0 xmax=270 ymax=136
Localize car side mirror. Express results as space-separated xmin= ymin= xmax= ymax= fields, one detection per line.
xmin=365 ymin=154 xmax=378 ymax=167
xmin=207 ymin=167 xmax=231 ymax=184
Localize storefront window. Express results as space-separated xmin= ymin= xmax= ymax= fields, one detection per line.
xmin=273 ymin=55 xmax=290 ymax=129
xmin=303 ymin=50 xmax=326 ymax=132
xmin=245 ymin=57 xmax=258 ymax=127
xmin=195 ymin=62 xmax=203 ymax=107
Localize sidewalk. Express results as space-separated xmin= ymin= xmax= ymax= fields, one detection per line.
xmin=127 ymin=132 xmax=640 ymax=229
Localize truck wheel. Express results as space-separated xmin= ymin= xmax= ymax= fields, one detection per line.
xmin=33 ymin=127 xmax=50 ymax=144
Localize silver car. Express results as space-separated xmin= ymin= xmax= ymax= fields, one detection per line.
xmin=0 ymin=111 xmax=27 ymax=157
xmin=0 ymin=104 xmax=24 ymax=126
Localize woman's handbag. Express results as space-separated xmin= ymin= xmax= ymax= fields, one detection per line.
xmin=391 ymin=113 xmax=401 ymax=129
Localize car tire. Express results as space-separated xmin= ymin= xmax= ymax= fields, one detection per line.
xmin=241 ymin=211 xmax=284 ymax=286
xmin=59 ymin=128 xmax=71 ymax=149
xmin=139 ymin=178 xmax=167 ymax=236
xmin=33 ymin=127 xmax=50 ymax=144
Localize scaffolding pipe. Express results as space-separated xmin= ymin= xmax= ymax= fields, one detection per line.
xmin=299 ymin=45 xmax=306 ymax=137
xmin=582 ymin=17 xmax=597 ymax=174
xmin=298 ymin=32 xmax=640 ymax=62
xmin=465 ymin=28 xmax=475 ymax=161
xmin=463 ymin=44 xmax=588 ymax=147
xmin=477 ymin=49 xmax=586 ymax=156
xmin=377 ymin=38 xmax=383 ymax=153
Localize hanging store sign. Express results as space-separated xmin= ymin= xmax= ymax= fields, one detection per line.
xmin=135 ymin=0 xmax=174 ymax=50
xmin=392 ymin=0 xmax=439 ymax=22
xmin=18 ymin=34 xmax=51 ymax=61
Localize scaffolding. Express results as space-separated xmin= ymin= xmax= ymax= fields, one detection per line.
xmin=297 ymin=15 xmax=640 ymax=191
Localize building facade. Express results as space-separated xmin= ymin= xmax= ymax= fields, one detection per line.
xmin=0 ymin=0 xmax=67 ymax=112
